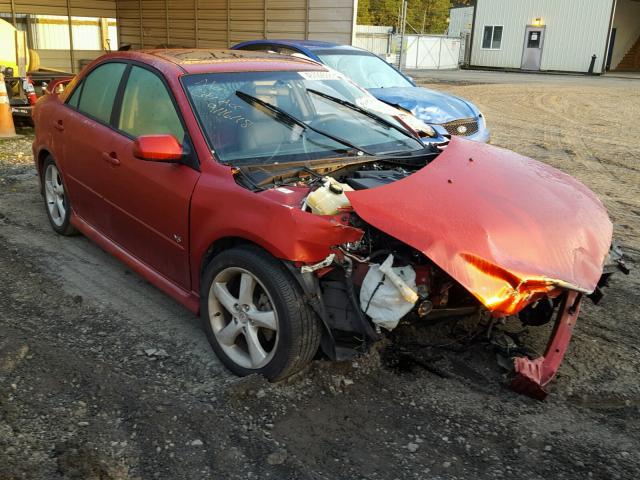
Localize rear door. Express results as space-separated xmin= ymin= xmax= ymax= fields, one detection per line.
xmin=56 ymin=62 xmax=127 ymax=231
xmin=100 ymin=64 xmax=200 ymax=289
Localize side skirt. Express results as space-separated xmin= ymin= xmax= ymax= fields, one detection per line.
xmin=71 ymin=213 xmax=200 ymax=315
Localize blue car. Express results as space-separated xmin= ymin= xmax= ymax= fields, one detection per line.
xmin=232 ymin=40 xmax=489 ymax=143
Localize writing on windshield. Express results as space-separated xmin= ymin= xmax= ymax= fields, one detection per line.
xmin=182 ymin=71 xmax=423 ymax=165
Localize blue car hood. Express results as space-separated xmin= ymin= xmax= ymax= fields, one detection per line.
xmin=368 ymin=87 xmax=477 ymax=125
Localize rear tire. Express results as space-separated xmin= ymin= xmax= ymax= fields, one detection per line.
xmin=200 ymin=245 xmax=321 ymax=380
xmin=42 ymin=156 xmax=78 ymax=236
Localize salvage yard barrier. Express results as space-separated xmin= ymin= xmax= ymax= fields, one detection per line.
xmin=355 ymin=25 xmax=462 ymax=70
xmin=402 ymin=35 xmax=461 ymax=70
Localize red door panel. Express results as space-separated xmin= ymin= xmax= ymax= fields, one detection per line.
xmin=100 ymin=134 xmax=199 ymax=289
xmin=55 ymin=107 xmax=112 ymax=231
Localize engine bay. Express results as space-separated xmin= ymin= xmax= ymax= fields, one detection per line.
xmin=328 ymin=219 xmax=480 ymax=340
xmin=234 ymin=146 xmax=441 ymax=192
xmin=342 ymin=169 xmax=412 ymax=190
xmin=232 ymin=148 xmax=484 ymax=344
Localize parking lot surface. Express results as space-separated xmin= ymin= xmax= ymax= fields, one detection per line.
xmin=408 ymin=68 xmax=640 ymax=86
xmin=1 ymin=73 xmax=639 ymax=479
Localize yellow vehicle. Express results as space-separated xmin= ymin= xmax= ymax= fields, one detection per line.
xmin=0 ymin=18 xmax=32 ymax=77
xmin=1 ymin=18 xmax=71 ymax=125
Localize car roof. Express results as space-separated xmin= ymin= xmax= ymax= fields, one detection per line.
xmin=85 ymin=49 xmax=326 ymax=76
xmin=269 ymin=39 xmax=360 ymax=50
xmin=235 ymin=39 xmax=368 ymax=54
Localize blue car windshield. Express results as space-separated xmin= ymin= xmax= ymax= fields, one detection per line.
xmin=314 ymin=49 xmax=413 ymax=89
xmin=182 ymin=71 xmax=423 ymax=166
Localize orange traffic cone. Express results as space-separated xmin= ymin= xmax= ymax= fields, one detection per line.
xmin=0 ymin=72 xmax=19 ymax=139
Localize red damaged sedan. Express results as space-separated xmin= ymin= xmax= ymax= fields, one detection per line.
xmin=32 ymin=49 xmax=624 ymax=399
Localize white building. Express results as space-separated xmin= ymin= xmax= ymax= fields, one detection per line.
xmin=462 ymin=0 xmax=640 ymax=74
xmin=448 ymin=6 xmax=474 ymax=38
xmin=448 ymin=6 xmax=474 ymax=64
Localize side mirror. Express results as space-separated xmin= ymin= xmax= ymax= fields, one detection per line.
xmin=133 ymin=134 xmax=183 ymax=162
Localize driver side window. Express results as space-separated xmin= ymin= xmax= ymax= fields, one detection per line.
xmin=117 ymin=66 xmax=185 ymax=143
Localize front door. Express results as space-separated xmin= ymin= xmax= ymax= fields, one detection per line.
xmin=521 ymin=26 xmax=545 ymax=71
xmin=102 ymin=65 xmax=200 ymax=289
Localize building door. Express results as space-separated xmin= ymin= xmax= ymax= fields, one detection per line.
xmin=521 ymin=26 xmax=545 ymax=70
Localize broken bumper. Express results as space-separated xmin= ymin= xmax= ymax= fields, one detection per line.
xmin=511 ymin=291 xmax=581 ymax=400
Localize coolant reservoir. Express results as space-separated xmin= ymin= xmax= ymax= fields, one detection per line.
xmin=306 ymin=177 xmax=353 ymax=215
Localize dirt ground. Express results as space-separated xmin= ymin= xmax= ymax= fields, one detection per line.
xmin=1 ymin=77 xmax=639 ymax=480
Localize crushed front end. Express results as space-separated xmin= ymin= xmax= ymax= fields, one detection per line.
xmin=241 ymin=137 xmax=624 ymax=399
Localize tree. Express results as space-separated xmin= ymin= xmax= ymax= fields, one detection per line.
xmin=367 ymin=0 xmax=404 ymax=28
xmin=358 ymin=0 xmax=453 ymax=34
xmin=409 ymin=0 xmax=453 ymax=34
xmin=357 ymin=0 xmax=373 ymax=24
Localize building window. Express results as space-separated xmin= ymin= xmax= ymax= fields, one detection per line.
xmin=482 ymin=25 xmax=503 ymax=49
xmin=527 ymin=30 xmax=541 ymax=48
xmin=0 ymin=13 xmax=118 ymax=50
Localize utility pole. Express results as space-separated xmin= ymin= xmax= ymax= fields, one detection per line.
xmin=398 ymin=0 xmax=408 ymax=70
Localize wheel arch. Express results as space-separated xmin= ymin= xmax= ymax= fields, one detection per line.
xmin=37 ymin=148 xmax=52 ymax=170
xmin=199 ymin=236 xmax=252 ymax=279
xmin=36 ymin=148 xmax=53 ymax=192
xmin=197 ymin=235 xmax=289 ymax=291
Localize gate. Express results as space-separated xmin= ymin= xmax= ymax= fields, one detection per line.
xmin=355 ymin=26 xmax=462 ymax=70
xmin=402 ymin=35 xmax=461 ymax=70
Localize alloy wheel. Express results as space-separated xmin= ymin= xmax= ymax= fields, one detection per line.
xmin=208 ymin=267 xmax=279 ymax=369
xmin=44 ymin=163 xmax=67 ymax=227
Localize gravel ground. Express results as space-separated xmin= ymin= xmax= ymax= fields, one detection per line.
xmin=1 ymin=77 xmax=639 ymax=480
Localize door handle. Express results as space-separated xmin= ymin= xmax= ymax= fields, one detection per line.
xmin=54 ymin=120 xmax=64 ymax=132
xmin=102 ymin=151 xmax=120 ymax=166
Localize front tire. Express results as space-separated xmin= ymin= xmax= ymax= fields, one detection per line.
xmin=200 ymin=245 xmax=321 ymax=380
xmin=42 ymin=156 xmax=77 ymax=236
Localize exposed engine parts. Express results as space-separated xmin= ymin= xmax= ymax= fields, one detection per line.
xmin=242 ymin=143 xmax=626 ymax=400
xmin=297 ymin=218 xmax=479 ymax=350
xmin=359 ymin=254 xmax=418 ymax=331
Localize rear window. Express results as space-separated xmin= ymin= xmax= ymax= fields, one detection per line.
xmin=66 ymin=82 xmax=82 ymax=108
xmin=77 ymin=62 xmax=126 ymax=123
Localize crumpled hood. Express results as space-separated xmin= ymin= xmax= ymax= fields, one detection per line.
xmin=346 ymin=138 xmax=613 ymax=315
xmin=368 ymin=87 xmax=477 ymax=124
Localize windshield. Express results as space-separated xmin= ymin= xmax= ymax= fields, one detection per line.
xmin=314 ymin=49 xmax=413 ymax=89
xmin=182 ymin=70 xmax=423 ymax=165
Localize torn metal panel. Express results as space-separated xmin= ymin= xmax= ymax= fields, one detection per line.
xmin=511 ymin=291 xmax=582 ymax=400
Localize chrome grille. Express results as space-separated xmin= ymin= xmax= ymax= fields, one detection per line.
xmin=441 ymin=118 xmax=479 ymax=137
